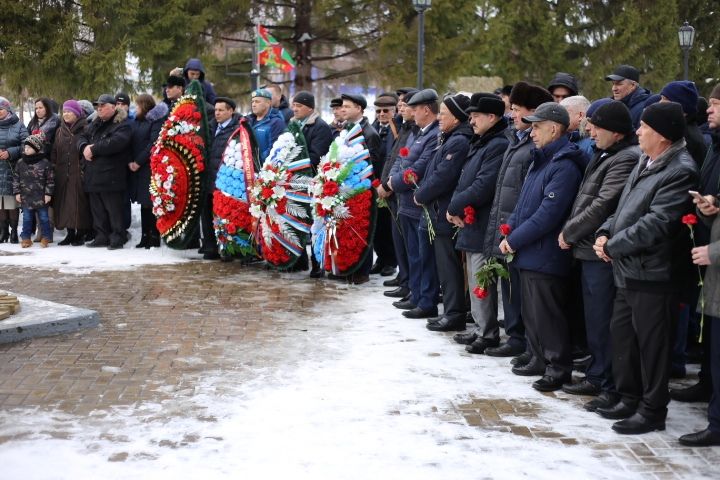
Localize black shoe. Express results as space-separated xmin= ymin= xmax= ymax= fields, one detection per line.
xmin=58 ymin=230 xmax=75 ymax=246
xmin=9 ymin=228 xmax=18 ymax=244
xmin=596 ymin=401 xmax=636 ymax=420
xmin=670 ymin=366 xmax=687 ymax=379
xmin=107 ymin=242 xmax=123 ymax=250
xmin=350 ymin=274 xmax=370 ymax=285
xmin=511 ymin=360 xmax=545 ymax=377
xmin=679 ymin=428 xmax=720 ymax=447
xmin=612 ymin=413 xmax=665 ymax=435
xmin=203 ymin=251 xmax=220 ymax=260
xmin=310 ymin=266 xmax=324 ymax=278
xmin=71 ymin=237 xmax=86 ymax=246
xmin=86 ymin=239 xmax=109 ymax=248
xmin=510 ymin=351 xmax=532 ymax=367
xmin=465 ymin=311 xmax=474 ymax=323
xmin=369 ymin=261 xmax=383 ymax=275
xmin=403 ymin=306 xmax=438 ymax=319
xmin=561 ymin=379 xmax=600 ymax=396
xmin=669 ymin=382 xmax=712 ymax=403
xmin=584 ymin=391 xmax=621 ymax=412
xmin=426 ymin=317 xmax=465 ymax=332
xmin=383 ymin=277 xmax=400 ymax=287
xmin=533 ymin=375 xmax=570 ymax=392
xmin=380 ymin=266 xmax=396 ymax=276
xmin=486 ymin=343 xmax=525 ymax=358
xmin=466 ymin=338 xmax=499 ymax=354
xmin=572 ymin=354 xmax=593 ymax=373
xmin=384 ymin=287 xmax=410 ymax=298
xmin=393 ymin=299 xmax=416 ymax=310
xmin=220 ymin=254 xmax=234 ymax=263
xmin=426 ymin=315 xmax=443 ymax=325
xmin=453 ymin=331 xmax=478 ymax=345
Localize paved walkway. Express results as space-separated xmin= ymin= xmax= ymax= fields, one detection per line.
xmin=0 ymin=259 xmax=717 ymax=478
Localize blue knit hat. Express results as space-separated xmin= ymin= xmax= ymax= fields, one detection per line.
xmin=586 ymin=98 xmax=613 ymax=119
xmin=660 ymin=81 xmax=699 ymax=116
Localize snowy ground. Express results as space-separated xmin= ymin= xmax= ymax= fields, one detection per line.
xmin=0 ymin=214 xmax=716 ymax=479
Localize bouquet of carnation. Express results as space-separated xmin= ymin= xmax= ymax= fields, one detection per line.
xmin=212 ymin=117 xmax=258 ymax=257
xmin=150 ymin=80 xmax=209 ymax=248
xmin=311 ymin=124 xmax=377 ymax=276
xmin=473 ymin=224 xmax=513 ymax=300
xmin=249 ymin=123 xmax=314 ymax=269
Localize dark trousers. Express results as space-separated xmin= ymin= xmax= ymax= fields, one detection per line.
xmin=700 ymin=318 xmax=714 ymax=388
xmin=433 ymin=234 xmax=466 ymax=322
xmin=611 ymin=287 xmax=677 ymax=420
xmin=520 ymin=269 xmax=572 ymax=378
xmin=389 ymin=201 xmax=409 ymax=288
xmin=199 ymin=193 xmax=217 ymax=252
xmin=401 ymin=214 xmax=438 ymax=310
xmin=501 ymin=263 xmax=526 ymax=350
xmin=373 ymin=206 xmax=397 ymax=268
xmin=581 ymin=260 xmax=616 ymax=392
xmin=567 ymin=262 xmax=587 ymax=355
xmin=709 ymin=316 xmax=720 ymax=433
xmin=88 ymin=191 xmax=125 ymax=245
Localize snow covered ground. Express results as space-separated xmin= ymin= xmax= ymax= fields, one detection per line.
xmin=0 ymin=217 xmax=716 ymax=479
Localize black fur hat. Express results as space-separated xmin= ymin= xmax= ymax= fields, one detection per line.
xmin=509 ymin=82 xmax=553 ymax=110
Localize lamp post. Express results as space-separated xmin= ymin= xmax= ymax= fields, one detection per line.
xmin=413 ymin=0 xmax=432 ymax=90
xmin=678 ymin=21 xmax=695 ymax=81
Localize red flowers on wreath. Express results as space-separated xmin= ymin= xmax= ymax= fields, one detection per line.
xmin=323 ymin=180 xmax=340 ymax=196
xmin=372 ymin=179 xmax=381 ymax=188
xmin=473 ymin=286 xmax=488 ymax=299
xmin=261 ymin=186 xmax=274 ymax=200
xmin=682 ymin=214 xmax=698 ymax=226
xmin=403 ymin=169 xmax=418 ymax=185
xmin=399 ymin=146 xmax=410 ymax=157
xmin=499 ymin=223 xmax=512 ymax=236
xmin=463 ymin=206 xmax=475 ymax=225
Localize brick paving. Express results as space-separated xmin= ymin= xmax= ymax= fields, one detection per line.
xmin=0 ymin=258 xmax=718 ymax=477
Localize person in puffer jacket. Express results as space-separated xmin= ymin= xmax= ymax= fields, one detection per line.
xmin=13 ymin=134 xmax=54 ymax=248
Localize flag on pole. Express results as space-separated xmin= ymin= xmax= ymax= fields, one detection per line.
xmin=257 ymin=25 xmax=296 ymax=72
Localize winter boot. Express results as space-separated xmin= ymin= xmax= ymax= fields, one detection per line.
xmin=58 ymin=229 xmax=76 ymax=246
xmin=9 ymin=209 xmax=19 ymax=244
xmin=40 ymin=237 xmax=50 ymax=248
xmin=20 ymin=238 xmax=32 ymax=248
xmin=0 ymin=219 xmax=8 ymax=243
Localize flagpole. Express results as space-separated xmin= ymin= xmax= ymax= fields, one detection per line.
xmin=251 ymin=22 xmax=260 ymax=91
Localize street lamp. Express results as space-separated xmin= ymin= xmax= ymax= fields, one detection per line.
xmin=413 ymin=0 xmax=432 ymax=90
xmin=678 ymin=21 xmax=695 ymax=81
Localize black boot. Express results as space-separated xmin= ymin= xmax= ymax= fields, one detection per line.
xmin=136 ymin=208 xmax=151 ymax=248
xmin=58 ymin=229 xmax=76 ymax=246
xmin=71 ymin=229 xmax=87 ymax=246
xmin=0 ymin=218 xmax=8 ymax=243
xmin=9 ymin=208 xmax=19 ymax=244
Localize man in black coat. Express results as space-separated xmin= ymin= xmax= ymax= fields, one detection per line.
xmin=594 ymin=102 xmax=699 ymax=434
xmin=78 ymin=94 xmax=132 ymax=249
xmin=447 ymin=93 xmax=509 ymax=351
xmin=559 ymin=101 xmax=639 ymax=409
xmin=416 ymin=94 xmax=473 ymax=331
xmin=200 ymin=96 xmax=240 ymax=260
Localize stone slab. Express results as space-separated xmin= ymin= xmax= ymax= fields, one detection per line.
xmin=0 ymin=293 xmax=99 ymax=344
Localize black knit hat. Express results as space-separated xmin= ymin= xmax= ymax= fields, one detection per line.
xmin=330 ymin=97 xmax=343 ymax=108
xmin=509 ymin=82 xmax=553 ymax=110
xmin=641 ymin=102 xmax=686 ymax=142
xmin=443 ymin=94 xmax=470 ymax=122
xmin=590 ymin=100 xmax=633 ymax=134
xmin=293 ymin=91 xmax=315 ymax=109
xmin=547 ymin=72 xmax=579 ymax=96
xmin=466 ymin=93 xmax=505 ymax=117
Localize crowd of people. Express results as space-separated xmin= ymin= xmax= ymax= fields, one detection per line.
xmin=1 ymin=58 xmax=720 ymax=446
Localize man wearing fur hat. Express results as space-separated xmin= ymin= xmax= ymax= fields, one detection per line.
xmin=483 ymin=82 xmax=553 ymax=361
xmin=594 ymin=102 xmax=699 ymax=434
xmin=77 ymin=94 xmax=133 ymax=249
xmin=559 ymin=100 xmax=640 ymax=410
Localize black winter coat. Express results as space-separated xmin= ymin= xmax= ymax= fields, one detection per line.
xmin=77 ymin=108 xmax=132 ymax=193
xmin=562 ymin=135 xmax=640 ymax=261
xmin=207 ymin=114 xmax=241 ymax=188
xmin=129 ymin=102 xmax=169 ymax=207
xmin=621 ymin=86 xmax=652 ymax=129
xmin=13 ymin=153 xmax=54 ymax=209
xmin=686 ymin=121 xmax=708 ymax=168
xmin=358 ymin=117 xmax=382 ymax=179
xmin=449 ymin=118 xmax=509 ymax=252
xmin=598 ymin=140 xmax=699 ymax=290
xmin=381 ymin=120 xmax=416 ymax=188
xmin=483 ymin=128 xmax=534 ymax=257
xmin=414 ymin=122 xmax=474 ymax=235
xmin=298 ymin=112 xmax=333 ymax=168
xmin=696 ymin=132 xmax=720 ymax=245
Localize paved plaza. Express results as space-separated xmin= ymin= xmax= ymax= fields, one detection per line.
xmin=0 ymin=248 xmax=718 ymax=478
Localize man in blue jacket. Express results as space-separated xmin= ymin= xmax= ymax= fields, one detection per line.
xmin=605 ymin=65 xmax=651 ymax=129
xmin=183 ymin=58 xmax=217 ymax=106
xmin=247 ymin=88 xmax=286 ymax=162
xmin=499 ymin=102 xmax=586 ymax=391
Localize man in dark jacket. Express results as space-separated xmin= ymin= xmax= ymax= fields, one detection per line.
xmin=267 ymin=84 xmax=293 ymax=124
xmin=559 ymin=101 xmax=639 ymax=409
xmin=340 ymin=93 xmax=380 ymax=284
xmin=183 ymin=58 xmax=217 ymax=105
xmin=483 ymin=82 xmax=554 ymax=359
xmin=78 ymin=94 xmax=133 ymax=249
xmin=500 ymin=102 xmax=586 ymax=391
xmin=594 ymin=102 xmax=699 ymax=434
xmin=329 ymin=98 xmax=345 ymax=139
xmin=446 ymin=93 xmax=509 ymax=350
xmin=387 ymin=89 xmax=440 ymax=318
xmin=248 ymin=88 xmax=286 ymax=162
xmin=660 ymin=81 xmax=707 ymax=167
xmin=199 ymin=97 xmax=240 ymax=260
xmin=605 ymin=65 xmax=651 ymax=129
xmin=548 ymin=72 xmax=579 ymax=103
xmin=290 ymin=91 xmax=333 ymax=276
xmin=416 ymin=94 xmax=473 ymax=331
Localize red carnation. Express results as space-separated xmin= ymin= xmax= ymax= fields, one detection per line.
xmin=463 ymin=206 xmax=476 ymax=225
xmin=682 ymin=214 xmax=698 ymax=226
xmin=499 ymin=223 xmax=512 ymax=236
xmin=323 ymin=181 xmax=340 ymax=196
xmin=399 ymin=147 xmax=410 ymax=157
xmin=473 ymin=286 xmax=488 ymax=299
xmin=276 ymin=198 xmax=287 ymax=215
xmin=403 ymin=169 xmax=418 ymax=185
xmin=227 ymin=224 xmax=237 ymax=234
xmin=372 ymin=179 xmax=381 ymax=188
xmin=261 ymin=187 xmax=274 ymax=199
